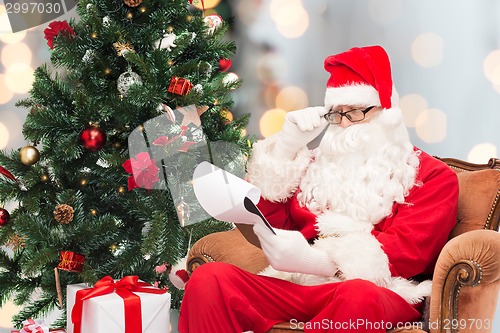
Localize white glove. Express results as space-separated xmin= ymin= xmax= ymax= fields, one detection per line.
xmin=273 ymin=106 xmax=329 ymax=159
xmin=253 ymin=224 xmax=338 ymax=276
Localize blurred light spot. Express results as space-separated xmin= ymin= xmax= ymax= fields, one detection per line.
xmin=0 ymin=122 xmax=9 ymax=149
xmin=256 ymin=53 xmax=288 ymax=84
xmin=264 ymin=83 xmax=280 ymax=108
xmin=0 ymin=74 xmax=14 ymax=104
xmin=414 ymin=108 xmax=447 ymax=143
xmin=260 ymin=108 xmax=287 ymax=138
xmin=467 ymin=143 xmax=498 ymax=163
xmin=490 ymin=65 xmax=500 ymax=86
xmin=411 ymin=33 xmax=443 ymax=68
xmin=368 ymin=0 xmax=402 ymax=25
xmin=270 ymin=0 xmax=309 ymax=39
xmin=276 ymin=86 xmax=309 ymax=111
xmin=5 ymin=63 xmax=35 ymax=93
xmin=1 ymin=42 xmax=32 ymax=67
xmin=483 ymin=49 xmax=500 ymax=83
xmin=399 ymin=94 xmax=428 ymax=127
xmin=191 ymin=0 xmax=221 ymax=10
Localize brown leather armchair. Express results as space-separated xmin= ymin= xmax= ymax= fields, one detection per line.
xmin=186 ymin=157 xmax=500 ymax=333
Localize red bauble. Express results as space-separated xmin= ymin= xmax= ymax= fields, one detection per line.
xmin=0 ymin=208 xmax=10 ymax=227
xmin=79 ymin=126 xmax=107 ymax=152
xmin=218 ymin=58 xmax=232 ymax=72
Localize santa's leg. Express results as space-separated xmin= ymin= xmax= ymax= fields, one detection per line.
xmin=178 ymin=263 xmax=422 ymax=333
xmin=178 ymin=262 xmax=316 ymax=333
xmin=307 ymin=279 xmax=422 ymax=333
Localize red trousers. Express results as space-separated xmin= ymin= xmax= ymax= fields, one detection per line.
xmin=178 ymin=262 xmax=423 ymax=333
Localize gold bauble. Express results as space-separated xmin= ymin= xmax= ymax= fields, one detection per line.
xmin=124 ymin=0 xmax=143 ymax=7
xmin=20 ymin=146 xmax=40 ymax=166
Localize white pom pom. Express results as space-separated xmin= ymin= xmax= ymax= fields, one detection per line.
xmin=168 ymin=256 xmax=190 ymax=290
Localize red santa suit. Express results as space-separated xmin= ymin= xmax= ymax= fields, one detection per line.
xmin=178 ymin=45 xmax=459 ymax=333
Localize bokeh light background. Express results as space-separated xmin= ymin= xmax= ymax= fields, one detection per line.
xmin=1 ymin=0 xmax=499 ymax=331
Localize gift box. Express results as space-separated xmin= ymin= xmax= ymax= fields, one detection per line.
xmin=11 ymin=318 xmax=66 ymax=333
xmin=10 ymin=328 xmax=66 ymax=333
xmin=168 ymin=76 xmax=193 ymax=96
xmin=66 ymin=276 xmax=170 ymax=333
xmin=57 ymin=251 xmax=85 ymax=272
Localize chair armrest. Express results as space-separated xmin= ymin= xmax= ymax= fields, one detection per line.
xmin=186 ymin=228 xmax=269 ymax=275
xmin=429 ymin=229 xmax=500 ymax=333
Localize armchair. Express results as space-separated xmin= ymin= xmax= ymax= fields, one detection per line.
xmin=186 ymin=157 xmax=500 ymax=333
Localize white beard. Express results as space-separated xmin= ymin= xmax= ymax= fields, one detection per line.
xmin=297 ymin=107 xmax=420 ymax=224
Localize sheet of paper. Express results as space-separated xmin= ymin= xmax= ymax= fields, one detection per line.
xmin=192 ymin=161 xmax=274 ymax=232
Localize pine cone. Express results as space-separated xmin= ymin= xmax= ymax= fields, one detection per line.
xmin=124 ymin=0 xmax=143 ymax=7
xmin=54 ymin=204 xmax=74 ymax=224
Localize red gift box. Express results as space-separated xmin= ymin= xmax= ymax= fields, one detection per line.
xmin=57 ymin=251 xmax=85 ymax=272
xmin=168 ymin=76 xmax=193 ymax=96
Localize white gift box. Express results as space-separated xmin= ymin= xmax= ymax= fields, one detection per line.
xmin=66 ymin=281 xmax=171 ymax=333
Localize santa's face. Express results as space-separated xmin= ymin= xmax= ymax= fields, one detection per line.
xmin=297 ymin=107 xmax=419 ymax=224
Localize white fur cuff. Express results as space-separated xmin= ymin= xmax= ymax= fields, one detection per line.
xmin=246 ymin=134 xmax=311 ymax=202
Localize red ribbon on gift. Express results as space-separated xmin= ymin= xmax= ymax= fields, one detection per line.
xmin=20 ymin=318 xmax=48 ymax=333
xmin=71 ymin=275 xmax=168 ymax=333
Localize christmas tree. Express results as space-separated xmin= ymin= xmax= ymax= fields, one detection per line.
xmin=0 ymin=0 xmax=250 ymax=328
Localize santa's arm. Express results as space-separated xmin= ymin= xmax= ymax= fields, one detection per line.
xmin=372 ymin=160 xmax=459 ymax=278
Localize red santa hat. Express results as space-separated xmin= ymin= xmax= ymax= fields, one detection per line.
xmin=324 ymin=45 xmax=398 ymax=109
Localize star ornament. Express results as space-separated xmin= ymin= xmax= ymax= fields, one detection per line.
xmin=113 ymin=41 xmax=135 ymax=56
xmin=178 ymin=105 xmax=209 ymax=127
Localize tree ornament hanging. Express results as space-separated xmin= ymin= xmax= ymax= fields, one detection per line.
xmin=79 ymin=125 xmax=107 ymax=151
xmin=218 ymin=58 xmax=232 ymax=72
xmin=117 ymin=68 xmax=143 ymax=96
xmin=0 ymin=207 xmax=10 ymax=226
xmin=113 ymin=41 xmax=135 ymax=57
xmin=203 ymin=14 xmax=223 ymax=34
xmin=6 ymin=234 xmax=26 ymax=251
xmin=19 ymin=145 xmax=40 ymax=166
xmin=154 ymin=33 xmax=177 ymax=51
xmin=124 ymin=0 xmax=143 ymax=7
xmin=54 ymin=204 xmax=75 ymax=224
xmin=168 ymin=76 xmax=193 ymax=96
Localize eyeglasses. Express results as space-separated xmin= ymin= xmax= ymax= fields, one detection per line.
xmin=324 ymin=106 xmax=377 ymax=125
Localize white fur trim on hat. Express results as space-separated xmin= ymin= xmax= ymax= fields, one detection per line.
xmin=324 ymin=84 xmax=380 ymax=109
xmin=324 ymin=84 xmax=399 ymax=109
xmin=246 ymin=134 xmax=311 ymax=202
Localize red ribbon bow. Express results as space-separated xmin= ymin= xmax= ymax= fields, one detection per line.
xmin=71 ymin=276 xmax=168 ymax=333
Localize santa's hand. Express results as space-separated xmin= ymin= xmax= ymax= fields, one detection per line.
xmin=273 ymin=106 xmax=329 ymax=159
xmin=253 ymin=224 xmax=338 ymax=276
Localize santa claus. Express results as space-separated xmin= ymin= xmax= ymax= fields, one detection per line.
xmin=178 ymin=45 xmax=459 ymax=333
